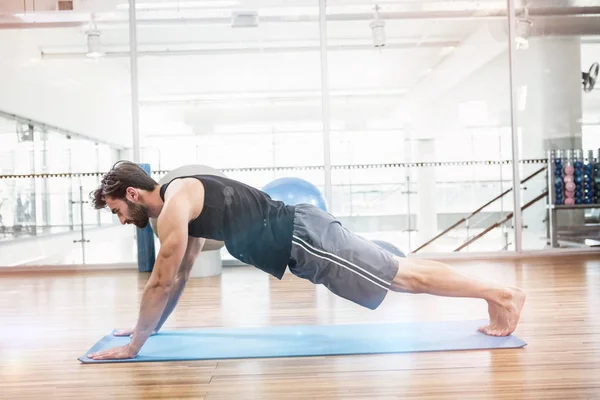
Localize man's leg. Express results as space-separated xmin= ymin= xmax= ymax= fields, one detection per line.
xmin=390 ymin=256 xmax=526 ymax=337
xmin=288 ymin=203 xmax=526 ymax=337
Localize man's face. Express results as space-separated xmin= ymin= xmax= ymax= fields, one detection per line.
xmin=106 ymin=196 xmax=150 ymax=229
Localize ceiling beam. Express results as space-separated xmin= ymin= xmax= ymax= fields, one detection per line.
xmin=1 ymin=6 xmax=600 ymax=30
xmin=40 ymin=40 xmax=459 ymax=59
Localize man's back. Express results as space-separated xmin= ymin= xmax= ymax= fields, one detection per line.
xmin=159 ymin=174 xmax=296 ymax=279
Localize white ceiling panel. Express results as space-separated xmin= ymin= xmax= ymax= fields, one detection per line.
xmin=0 ymin=0 xmax=599 ymax=146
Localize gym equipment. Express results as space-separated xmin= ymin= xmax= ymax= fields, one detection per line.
xmin=78 ymin=319 xmax=526 ymax=364
xmin=573 ymin=150 xmax=584 ymax=204
xmin=594 ymin=150 xmax=600 ymax=203
xmin=582 ymin=62 xmax=599 ymax=93
xmin=262 ymin=177 xmax=328 ymax=211
xmin=149 ymin=164 xmax=226 ymax=277
xmin=372 ymin=239 xmax=406 ymax=257
xmin=547 ymin=149 xmax=600 ymax=247
xmin=585 ymin=150 xmax=595 ymax=203
xmin=549 ymin=149 xmax=599 ymax=206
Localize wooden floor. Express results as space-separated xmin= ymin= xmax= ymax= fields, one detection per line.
xmin=1 ymin=254 xmax=600 ymax=399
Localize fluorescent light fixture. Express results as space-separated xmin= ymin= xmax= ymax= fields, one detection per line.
xmin=117 ymin=1 xmax=239 ymax=10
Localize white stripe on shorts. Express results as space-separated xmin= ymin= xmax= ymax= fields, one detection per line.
xmin=291 ymin=234 xmax=393 ymax=290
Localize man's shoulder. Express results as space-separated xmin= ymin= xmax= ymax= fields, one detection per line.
xmin=163 ymin=177 xmax=205 ymax=201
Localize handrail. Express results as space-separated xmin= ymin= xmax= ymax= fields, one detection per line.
xmin=453 ymin=191 xmax=548 ymax=252
xmin=412 ymin=166 xmax=547 ymax=253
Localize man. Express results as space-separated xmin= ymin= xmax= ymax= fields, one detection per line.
xmin=87 ymin=161 xmax=526 ymax=360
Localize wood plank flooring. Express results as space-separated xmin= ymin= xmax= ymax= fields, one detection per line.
xmin=1 ymin=254 xmax=600 ymax=399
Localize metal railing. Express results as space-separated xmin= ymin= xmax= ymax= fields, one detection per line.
xmin=453 ymin=190 xmax=548 ymax=251
xmin=413 ymin=166 xmax=548 ymax=253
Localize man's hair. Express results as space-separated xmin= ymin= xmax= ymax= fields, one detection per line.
xmin=91 ymin=160 xmax=158 ymax=210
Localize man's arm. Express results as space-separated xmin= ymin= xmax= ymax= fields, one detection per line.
xmin=127 ymin=181 xmax=203 ymax=355
xmin=152 ymin=236 xmax=205 ymax=333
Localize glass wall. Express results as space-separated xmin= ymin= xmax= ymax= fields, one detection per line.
xmin=0 ymin=112 xmax=124 ymax=265
xmin=132 ymin=0 xmax=323 ymax=261
xmin=1 ymin=1 xmax=599 ymax=267
xmin=134 ymin=0 xmax=323 ymax=177
xmin=512 ymin=3 xmax=600 ymax=250
xmin=324 ymin=2 xmax=517 ymax=254
xmin=0 ymin=0 xmax=132 ymax=265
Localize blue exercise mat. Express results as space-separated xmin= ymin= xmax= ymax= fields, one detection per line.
xmin=78 ymin=319 xmax=526 ymax=364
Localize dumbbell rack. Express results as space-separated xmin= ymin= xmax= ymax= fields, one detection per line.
xmin=546 ymin=149 xmax=600 ymax=248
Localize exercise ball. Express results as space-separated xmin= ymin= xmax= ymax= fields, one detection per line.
xmin=372 ymin=240 xmax=406 ymax=258
xmin=262 ymin=177 xmax=328 ymax=211
xmin=149 ymin=164 xmax=225 ymax=252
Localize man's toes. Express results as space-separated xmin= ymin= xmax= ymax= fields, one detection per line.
xmin=478 ymin=323 xmax=513 ymax=336
xmin=479 ymin=325 xmax=495 ymax=335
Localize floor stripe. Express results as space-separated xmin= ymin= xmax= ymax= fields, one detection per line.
xmin=292 ymin=235 xmax=392 ymax=286
xmin=292 ymin=238 xmax=391 ymax=291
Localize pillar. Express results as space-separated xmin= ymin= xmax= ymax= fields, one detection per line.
xmin=415 ymin=139 xmax=438 ymax=246
xmin=137 ymin=163 xmax=156 ymax=272
xmin=404 ymin=122 xmax=439 ymax=250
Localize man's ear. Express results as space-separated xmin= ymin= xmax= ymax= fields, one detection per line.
xmin=125 ymin=187 xmax=138 ymax=202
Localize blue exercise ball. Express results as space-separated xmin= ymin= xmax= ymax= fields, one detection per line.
xmin=262 ymin=177 xmax=328 ymax=211
xmin=371 ymin=240 xmax=406 ymax=258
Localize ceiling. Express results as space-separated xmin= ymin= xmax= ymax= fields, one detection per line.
xmin=0 ymin=0 xmax=598 ymax=147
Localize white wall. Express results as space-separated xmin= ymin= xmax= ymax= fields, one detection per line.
xmin=0 ymin=28 xmax=132 ymax=147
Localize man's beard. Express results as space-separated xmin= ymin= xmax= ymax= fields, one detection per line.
xmin=125 ymin=199 xmax=150 ymax=229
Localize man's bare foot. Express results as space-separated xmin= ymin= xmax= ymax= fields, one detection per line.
xmin=481 ymin=301 xmax=500 ymax=333
xmin=478 ymin=287 xmax=526 ymax=336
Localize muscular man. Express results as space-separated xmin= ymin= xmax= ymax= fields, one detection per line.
xmin=87 ymin=161 xmax=526 ymax=360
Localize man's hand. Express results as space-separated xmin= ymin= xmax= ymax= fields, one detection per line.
xmin=88 ymin=345 xmax=137 ymax=360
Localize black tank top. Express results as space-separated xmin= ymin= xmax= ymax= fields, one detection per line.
xmin=159 ymin=174 xmax=295 ymax=279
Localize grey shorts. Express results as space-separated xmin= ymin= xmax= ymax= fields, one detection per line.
xmin=288 ymin=203 xmax=400 ymax=310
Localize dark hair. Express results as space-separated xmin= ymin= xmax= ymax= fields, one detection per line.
xmin=91 ymin=160 xmax=158 ymax=210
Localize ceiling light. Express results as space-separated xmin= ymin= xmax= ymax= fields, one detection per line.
xmin=516 ymin=5 xmax=532 ymax=50
xmin=231 ymin=10 xmax=259 ymax=28
xmin=370 ymin=5 xmax=386 ymax=48
xmin=86 ymin=14 xmax=105 ymax=58
xmin=116 ymin=1 xmax=239 ymax=10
